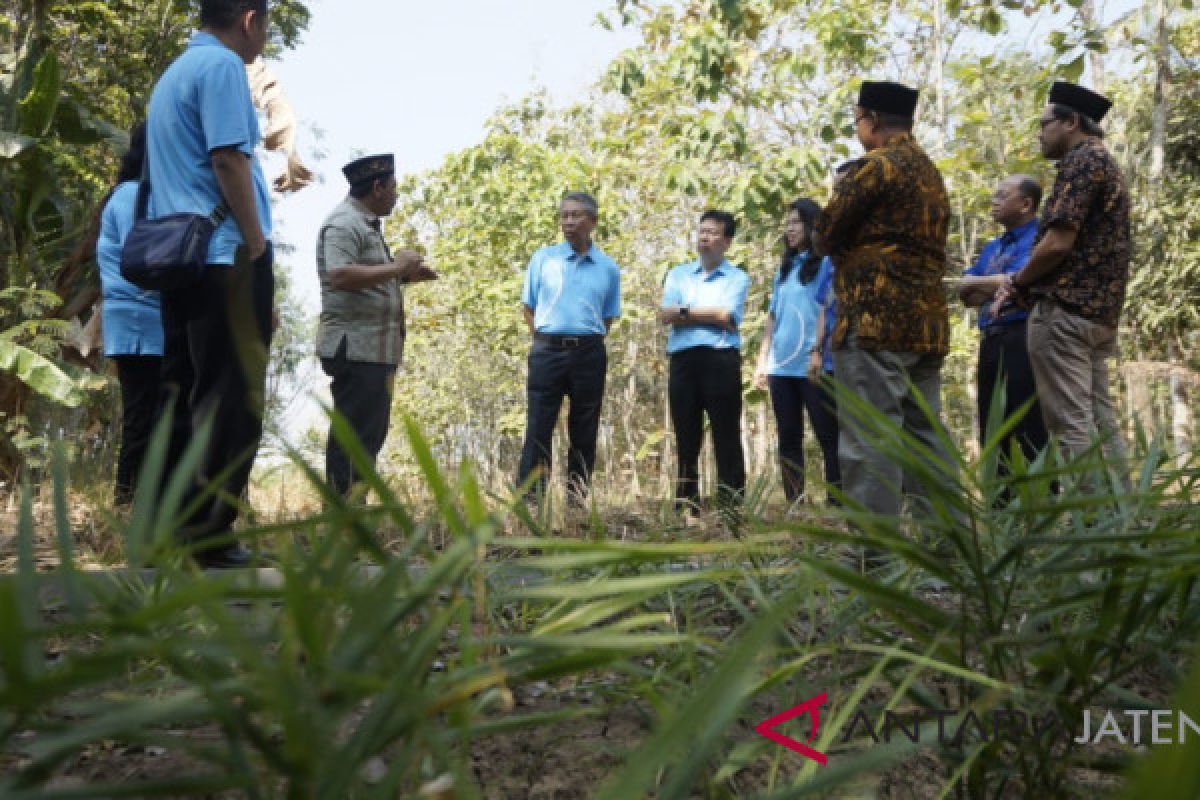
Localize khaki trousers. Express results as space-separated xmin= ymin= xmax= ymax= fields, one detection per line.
xmin=1026 ymin=300 xmax=1125 ymax=465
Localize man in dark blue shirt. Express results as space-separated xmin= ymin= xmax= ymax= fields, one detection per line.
xmin=958 ymin=175 xmax=1048 ymax=468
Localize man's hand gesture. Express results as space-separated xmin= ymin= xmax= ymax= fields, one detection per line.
xmin=990 ymin=275 xmax=1018 ymax=317
xmin=394 ymin=250 xmax=439 ymax=284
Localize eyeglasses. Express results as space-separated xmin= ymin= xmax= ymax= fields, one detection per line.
xmin=853 ymin=111 xmax=871 ymax=125
xmin=1038 ymin=117 xmax=1059 ymax=129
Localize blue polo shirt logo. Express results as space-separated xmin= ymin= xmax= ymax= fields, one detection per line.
xmin=767 ymin=254 xmax=832 ymax=377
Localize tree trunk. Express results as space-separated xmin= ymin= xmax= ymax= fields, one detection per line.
xmin=660 ymin=376 xmax=673 ymax=500
xmin=755 ymin=401 xmax=769 ymax=486
xmin=1079 ymin=0 xmax=1106 ymax=90
xmin=1168 ymin=341 xmax=1193 ymax=458
xmin=930 ymin=0 xmax=949 ymax=155
xmin=624 ymin=339 xmax=641 ymax=498
xmin=1149 ymin=0 xmax=1190 ymax=456
xmin=0 ymin=374 xmax=29 ymax=484
xmin=1149 ymin=0 xmax=1168 ymax=181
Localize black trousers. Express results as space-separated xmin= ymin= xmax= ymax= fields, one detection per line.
xmin=322 ymin=338 xmax=397 ymax=496
xmin=112 ymin=354 xmax=163 ymax=506
xmin=767 ymin=374 xmax=841 ymax=504
xmin=668 ymin=346 xmax=745 ymax=507
xmin=977 ymin=320 xmax=1048 ymax=468
xmin=517 ymin=337 xmax=607 ymax=501
xmin=160 ymin=244 xmax=274 ymax=543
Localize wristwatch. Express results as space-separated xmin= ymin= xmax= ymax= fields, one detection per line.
xmin=679 ymin=306 xmax=690 ymax=320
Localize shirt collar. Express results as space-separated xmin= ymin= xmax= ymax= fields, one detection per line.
xmin=1060 ymin=137 xmax=1097 ymax=163
xmin=561 ymin=241 xmax=596 ymax=263
xmin=692 ymin=258 xmax=730 ymax=276
xmin=348 ymin=196 xmax=381 ymax=227
xmin=189 ymin=31 xmax=226 ymax=50
xmin=1001 ymin=218 xmax=1037 ymax=245
xmin=882 ymin=131 xmax=915 ymax=149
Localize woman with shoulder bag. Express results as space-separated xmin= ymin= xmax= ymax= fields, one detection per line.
xmin=93 ymin=123 xmax=166 ymax=506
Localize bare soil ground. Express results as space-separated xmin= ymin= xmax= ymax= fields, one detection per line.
xmin=0 ymin=490 xmax=1177 ymax=798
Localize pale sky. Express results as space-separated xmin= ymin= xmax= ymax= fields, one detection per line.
xmin=268 ymin=0 xmax=641 ymax=314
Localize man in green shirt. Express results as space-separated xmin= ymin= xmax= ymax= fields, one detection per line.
xmin=316 ymin=154 xmax=437 ymax=496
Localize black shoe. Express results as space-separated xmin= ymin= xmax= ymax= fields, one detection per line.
xmin=192 ymin=543 xmax=254 ymax=570
xmin=845 ymin=546 xmax=889 ymax=574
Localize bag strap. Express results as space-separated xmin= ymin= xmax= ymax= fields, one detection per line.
xmin=134 ymin=156 xmax=151 ymax=221
xmin=134 ymin=146 xmax=231 ymax=225
xmin=208 ymin=201 xmax=230 ymax=226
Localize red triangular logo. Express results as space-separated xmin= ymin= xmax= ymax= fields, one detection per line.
xmin=754 ymin=691 xmax=829 ymax=765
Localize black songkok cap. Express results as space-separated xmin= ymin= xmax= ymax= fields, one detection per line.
xmin=342 ymin=154 xmax=395 ymax=186
xmin=1047 ymin=81 xmax=1112 ymax=122
xmin=857 ymin=81 xmax=919 ymax=117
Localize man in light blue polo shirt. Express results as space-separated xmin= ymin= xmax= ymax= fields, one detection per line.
xmin=146 ymin=0 xmax=273 ymax=568
xmin=517 ymin=192 xmax=621 ymax=507
xmin=658 ymin=210 xmax=750 ymax=514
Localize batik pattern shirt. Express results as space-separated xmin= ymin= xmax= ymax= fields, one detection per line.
xmin=816 ymin=132 xmax=950 ymax=354
xmin=1030 ymin=138 xmax=1131 ymax=328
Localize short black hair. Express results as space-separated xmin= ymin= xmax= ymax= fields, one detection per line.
xmin=1050 ymin=103 xmax=1104 ymax=137
xmin=874 ymin=111 xmax=914 ymax=131
xmin=200 ymin=0 xmax=267 ymax=30
xmin=700 ymin=209 xmax=737 ymax=239
xmin=116 ymin=122 xmax=147 ymax=184
xmin=560 ymin=191 xmax=599 ymax=219
xmin=1013 ymin=176 xmax=1043 ymax=212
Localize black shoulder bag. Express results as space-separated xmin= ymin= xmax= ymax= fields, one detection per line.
xmin=120 ymin=158 xmax=230 ymax=291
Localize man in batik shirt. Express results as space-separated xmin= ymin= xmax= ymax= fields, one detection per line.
xmin=994 ymin=81 xmax=1131 ymax=468
xmin=815 ymin=80 xmax=953 ymax=520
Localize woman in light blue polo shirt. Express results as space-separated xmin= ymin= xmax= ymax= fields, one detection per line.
xmin=754 ymin=198 xmax=841 ymax=506
xmin=93 ymin=124 xmax=165 ymax=506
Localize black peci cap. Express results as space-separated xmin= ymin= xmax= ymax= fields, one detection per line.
xmin=342 ymin=154 xmax=395 ymax=187
xmin=857 ymin=81 xmax=919 ymax=117
xmin=1047 ymin=81 xmax=1112 ymax=122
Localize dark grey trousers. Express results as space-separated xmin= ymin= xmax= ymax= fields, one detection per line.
xmin=517 ymin=338 xmax=607 ymax=502
xmin=832 ymin=335 xmax=951 ymax=518
xmin=322 ymin=338 xmax=397 ymax=496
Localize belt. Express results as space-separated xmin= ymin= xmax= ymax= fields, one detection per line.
xmin=534 ymin=332 xmax=604 ymax=348
xmin=983 ymin=320 xmax=1026 ymax=337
